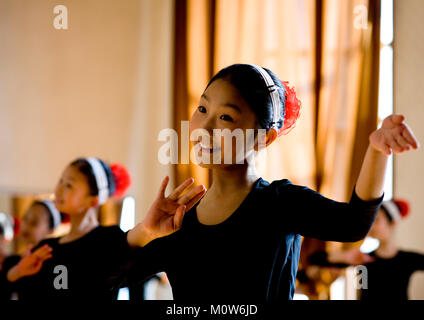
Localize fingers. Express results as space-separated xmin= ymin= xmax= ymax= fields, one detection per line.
xmin=388 ymin=135 xmax=404 ymax=153
xmin=156 ymin=176 xmax=170 ymax=199
xmin=177 ymin=185 xmax=206 ymax=206
xmin=183 ymin=188 xmax=207 ymax=211
xmin=401 ymin=123 xmax=419 ymax=149
xmin=168 ymin=177 xmax=195 ymax=201
xmin=394 ymin=134 xmax=412 ymax=151
xmin=33 ymin=245 xmax=53 ymax=260
xmin=390 ymin=114 xmax=405 ymax=124
xmin=173 ymin=205 xmax=187 ymax=231
xmin=25 ymin=244 xmax=34 ymax=256
xmin=361 ymin=254 xmax=375 ymax=264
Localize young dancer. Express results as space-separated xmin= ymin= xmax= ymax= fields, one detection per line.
xmin=0 ymin=200 xmax=61 ymax=299
xmin=3 ymin=158 xmax=205 ymax=300
xmin=121 ymin=64 xmax=420 ymax=301
xmin=308 ymin=199 xmax=424 ymax=300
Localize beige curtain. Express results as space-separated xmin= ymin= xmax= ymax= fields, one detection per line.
xmin=173 ymin=0 xmax=317 ymax=189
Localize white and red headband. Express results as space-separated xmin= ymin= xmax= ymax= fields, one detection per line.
xmin=86 ymin=157 xmax=109 ymax=205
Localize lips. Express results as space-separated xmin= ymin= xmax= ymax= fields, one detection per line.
xmin=198 ymin=141 xmax=221 ymax=153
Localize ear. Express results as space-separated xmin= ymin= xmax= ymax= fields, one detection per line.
xmin=254 ymin=128 xmax=278 ymax=151
xmin=90 ymin=196 xmax=99 ymax=208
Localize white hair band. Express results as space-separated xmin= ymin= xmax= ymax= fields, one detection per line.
xmin=41 ymin=200 xmax=61 ymax=229
xmin=248 ymin=64 xmax=281 ymax=128
xmin=86 ymin=157 xmax=109 ymax=205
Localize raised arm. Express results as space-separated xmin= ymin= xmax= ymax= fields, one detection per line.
xmin=356 ymin=114 xmax=419 ymax=200
xmin=280 ymin=114 xmax=419 ymax=242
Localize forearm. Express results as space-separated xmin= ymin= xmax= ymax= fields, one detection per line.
xmin=6 ymin=265 xmax=21 ymax=283
xmin=355 ymin=144 xmax=388 ymax=201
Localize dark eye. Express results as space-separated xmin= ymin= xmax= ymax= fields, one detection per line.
xmin=66 ymin=183 xmax=72 ymax=189
xmin=198 ymin=106 xmax=206 ymax=113
xmin=219 ymin=114 xmax=233 ymax=122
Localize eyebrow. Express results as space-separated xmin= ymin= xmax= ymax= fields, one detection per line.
xmin=201 ymin=94 xmax=242 ymax=113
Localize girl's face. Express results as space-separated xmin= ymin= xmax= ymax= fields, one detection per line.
xmin=368 ymin=209 xmax=396 ymax=241
xmin=190 ymin=78 xmax=269 ymax=168
xmin=54 ymin=165 xmax=97 ymax=215
xmin=20 ymin=204 xmax=51 ymax=245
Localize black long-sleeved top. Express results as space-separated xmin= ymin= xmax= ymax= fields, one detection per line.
xmin=116 ymin=178 xmax=383 ymax=301
xmin=309 ymin=249 xmax=424 ymax=300
xmin=0 ymin=226 xmax=130 ymax=300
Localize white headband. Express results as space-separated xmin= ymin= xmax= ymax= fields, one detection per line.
xmin=382 ymin=200 xmax=401 ymax=222
xmin=86 ymin=157 xmax=109 ymax=205
xmin=41 ymin=200 xmax=61 ymax=229
xmin=248 ymin=64 xmax=281 ymax=128
xmin=0 ymin=212 xmax=14 ymax=241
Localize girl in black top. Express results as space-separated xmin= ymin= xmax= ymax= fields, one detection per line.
xmin=3 ymin=158 xmax=205 ymax=300
xmin=0 ymin=200 xmax=61 ymax=299
xmin=309 ymin=199 xmax=424 ymax=300
xmin=123 ymin=64 xmax=420 ymax=301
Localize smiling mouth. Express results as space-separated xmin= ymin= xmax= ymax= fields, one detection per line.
xmin=198 ymin=142 xmax=221 ymax=153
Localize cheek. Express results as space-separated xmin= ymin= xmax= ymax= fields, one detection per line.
xmin=189 ymin=114 xmax=201 ymax=133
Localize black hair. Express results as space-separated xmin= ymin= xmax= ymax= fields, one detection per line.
xmin=31 ymin=201 xmax=57 ymax=230
xmin=0 ymin=224 xmax=4 ymax=237
xmin=70 ymin=158 xmax=116 ymax=198
xmin=380 ymin=206 xmax=394 ymax=223
xmin=206 ymin=64 xmax=286 ymax=131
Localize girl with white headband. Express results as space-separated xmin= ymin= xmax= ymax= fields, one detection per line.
xmin=118 ymin=64 xmax=420 ymax=302
xmin=0 ymin=200 xmax=61 ymax=299
xmin=2 ymin=157 xmax=205 ymax=299
xmin=308 ymin=198 xmax=424 ymax=300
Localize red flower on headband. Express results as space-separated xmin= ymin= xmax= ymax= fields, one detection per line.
xmin=13 ymin=216 xmax=20 ymax=236
xmin=278 ymin=81 xmax=302 ymax=136
xmin=110 ymin=163 xmax=132 ymax=198
xmin=394 ymin=199 xmax=410 ymax=218
xmin=60 ymin=213 xmax=71 ymax=224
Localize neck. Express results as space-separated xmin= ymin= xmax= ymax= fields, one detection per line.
xmin=69 ymin=208 xmax=99 ymax=235
xmin=376 ymin=236 xmax=398 ymax=257
xmin=209 ymin=162 xmax=259 ymax=195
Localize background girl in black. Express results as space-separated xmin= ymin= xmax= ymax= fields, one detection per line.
xmin=0 ymin=200 xmax=61 ymax=299
xmin=308 ymin=199 xmax=424 ymax=300
xmin=3 ymin=158 xmax=205 ymax=300
xmin=123 ymin=64 xmax=420 ymax=301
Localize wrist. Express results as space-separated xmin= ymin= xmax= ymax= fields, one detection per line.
xmin=127 ymin=222 xmax=157 ymax=247
xmin=6 ymin=265 xmax=21 ymax=282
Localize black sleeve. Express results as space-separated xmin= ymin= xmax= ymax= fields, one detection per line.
xmin=407 ymin=252 xmax=424 ymax=272
xmin=107 ymin=230 xmax=176 ymax=291
xmin=0 ymin=255 xmax=21 ymax=300
xmin=273 ymin=180 xmax=383 ymax=242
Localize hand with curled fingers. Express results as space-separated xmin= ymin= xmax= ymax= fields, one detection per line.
xmin=7 ymin=244 xmax=53 ymax=282
xmin=127 ymin=176 xmax=206 ymax=247
xmin=369 ymin=114 xmax=420 ymax=155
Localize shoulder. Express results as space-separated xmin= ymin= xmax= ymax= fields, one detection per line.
xmin=260 ymin=178 xmax=317 ymax=199
xmin=398 ymin=250 xmax=424 ymax=259
xmin=2 ymin=254 xmax=21 ymax=270
xmin=35 ymin=237 xmax=60 ymax=249
xmin=93 ymin=225 xmax=127 ymax=242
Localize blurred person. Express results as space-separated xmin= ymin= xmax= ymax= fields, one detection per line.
xmin=308 ymin=199 xmax=424 ymax=300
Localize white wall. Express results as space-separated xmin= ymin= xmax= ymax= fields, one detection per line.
xmin=394 ymin=0 xmax=424 ymax=300
xmin=0 ymin=0 xmax=174 ymax=221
